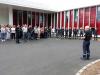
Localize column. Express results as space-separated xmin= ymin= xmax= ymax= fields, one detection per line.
xmin=43 ymin=13 xmax=45 ymax=28
xmin=51 ymin=13 xmax=52 ymax=29
xmin=57 ymin=12 xmax=58 ymax=29
xmin=64 ymin=11 xmax=66 ymax=36
xmin=39 ymin=12 xmax=41 ymax=27
xmin=35 ymin=12 xmax=36 ymax=26
xmin=31 ymin=11 xmax=32 ymax=25
xmin=68 ymin=11 xmax=70 ymax=30
xmin=9 ymin=7 xmax=13 ymax=26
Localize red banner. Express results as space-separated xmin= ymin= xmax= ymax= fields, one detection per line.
xmin=84 ymin=8 xmax=89 ymax=28
xmin=65 ymin=11 xmax=68 ymax=29
xmin=58 ymin=12 xmax=60 ymax=29
xmin=69 ymin=10 xmax=73 ymax=29
xmin=62 ymin=11 xmax=64 ymax=29
xmin=79 ymin=9 xmax=83 ymax=28
xmin=90 ymin=7 xmax=96 ymax=28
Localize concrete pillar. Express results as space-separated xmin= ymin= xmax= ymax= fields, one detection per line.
xmin=57 ymin=12 xmax=58 ymax=29
xmin=60 ymin=12 xmax=62 ymax=29
xmin=9 ymin=7 xmax=13 ymax=26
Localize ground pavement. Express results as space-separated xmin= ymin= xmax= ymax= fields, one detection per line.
xmin=0 ymin=39 xmax=100 ymax=75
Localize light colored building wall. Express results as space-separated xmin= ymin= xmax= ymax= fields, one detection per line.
xmin=0 ymin=7 xmax=9 ymax=25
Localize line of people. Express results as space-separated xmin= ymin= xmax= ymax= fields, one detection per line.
xmin=0 ymin=24 xmax=51 ymax=43
xmin=51 ymin=27 xmax=98 ymax=40
xmin=0 ymin=24 xmax=98 ymax=44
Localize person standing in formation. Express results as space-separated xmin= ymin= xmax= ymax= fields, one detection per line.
xmin=22 ymin=24 xmax=28 ymax=42
xmin=1 ymin=25 xmax=6 ymax=42
xmin=11 ymin=25 xmax=16 ymax=40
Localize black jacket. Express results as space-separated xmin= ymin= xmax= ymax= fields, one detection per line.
xmin=84 ymin=30 xmax=92 ymax=41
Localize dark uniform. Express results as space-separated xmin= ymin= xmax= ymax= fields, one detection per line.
xmin=44 ymin=27 xmax=48 ymax=38
xmin=94 ymin=29 xmax=97 ymax=40
xmin=65 ymin=29 xmax=68 ymax=39
xmin=83 ymin=30 xmax=92 ymax=60
xmin=91 ymin=28 xmax=97 ymax=40
xmin=15 ymin=26 xmax=22 ymax=43
xmin=61 ymin=29 xmax=64 ymax=38
xmin=56 ymin=29 xmax=60 ymax=39
xmin=47 ymin=27 xmax=51 ymax=38
xmin=28 ymin=26 xmax=33 ymax=40
xmin=73 ymin=29 xmax=78 ymax=39
xmin=69 ymin=29 xmax=72 ymax=39
xmin=80 ymin=29 xmax=84 ymax=38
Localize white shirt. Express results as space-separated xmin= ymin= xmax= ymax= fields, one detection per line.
xmin=22 ymin=27 xmax=28 ymax=32
xmin=52 ymin=28 xmax=55 ymax=33
xmin=11 ymin=27 xmax=15 ymax=33
xmin=34 ymin=27 xmax=38 ymax=33
xmin=1 ymin=27 xmax=6 ymax=33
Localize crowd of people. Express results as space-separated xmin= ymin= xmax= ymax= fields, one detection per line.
xmin=0 ymin=24 xmax=51 ymax=43
xmin=0 ymin=24 xmax=98 ymax=44
xmin=51 ymin=27 xmax=97 ymax=40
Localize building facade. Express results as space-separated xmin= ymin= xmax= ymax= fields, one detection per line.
xmin=0 ymin=2 xmax=100 ymax=35
xmin=51 ymin=6 xmax=100 ymax=35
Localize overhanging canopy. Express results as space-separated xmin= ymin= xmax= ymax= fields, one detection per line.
xmin=0 ymin=0 xmax=100 ymax=12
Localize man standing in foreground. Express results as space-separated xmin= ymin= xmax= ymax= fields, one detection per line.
xmin=82 ymin=26 xmax=92 ymax=60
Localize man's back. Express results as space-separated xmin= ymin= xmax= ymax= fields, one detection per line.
xmin=84 ymin=30 xmax=92 ymax=41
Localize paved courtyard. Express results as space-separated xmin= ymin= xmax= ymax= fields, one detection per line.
xmin=0 ymin=39 xmax=100 ymax=75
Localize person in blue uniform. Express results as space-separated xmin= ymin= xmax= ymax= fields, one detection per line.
xmin=82 ymin=26 xmax=92 ymax=60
